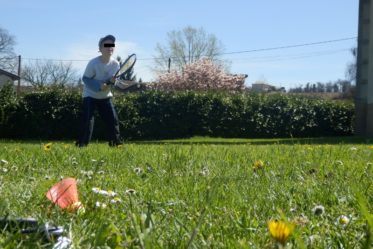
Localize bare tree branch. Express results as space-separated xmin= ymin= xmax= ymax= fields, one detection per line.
xmin=22 ymin=60 xmax=79 ymax=87
xmin=154 ymin=26 xmax=225 ymax=74
xmin=0 ymin=27 xmax=17 ymax=72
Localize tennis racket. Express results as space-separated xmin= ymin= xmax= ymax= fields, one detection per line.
xmin=0 ymin=217 xmax=70 ymax=248
xmin=107 ymin=53 xmax=136 ymax=85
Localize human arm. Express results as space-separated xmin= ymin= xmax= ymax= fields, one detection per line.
xmin=81 ymin=76 xmax=103 ymax=92
xmin=82 ymin=59 xmax=114 ymax=92
xmin=82 ymin=58 xmax=119 ymax=91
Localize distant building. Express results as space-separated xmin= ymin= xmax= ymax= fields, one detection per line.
xmin=0 ymin=68 xmax=20 ymax=87
xmin=251 ymin=82 xmax=276 ymax=92
xmin=251 ymin=81 xmax=285 ymax=93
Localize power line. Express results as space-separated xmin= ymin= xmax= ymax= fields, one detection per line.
xmin=142 ymin=36 xmax=357 ymax=60
xmin=224 ymin=48 xmax=351 ymax=63
xmin=22 ymin=58 xmax=88 ymax=62
xmin=218 ymin=37 xmax=356 ymax=56
xmin=18 ymin=36 xmax=357 ymax=62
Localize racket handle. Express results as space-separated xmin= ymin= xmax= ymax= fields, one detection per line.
xmin=106 ymin=80 xmax=115 ymax=86
xmin=0 ymin=217 xmax=39 ymax=230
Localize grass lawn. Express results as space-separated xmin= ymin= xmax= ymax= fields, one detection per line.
xmin=0 ymin=136 xmax=372 ymax=248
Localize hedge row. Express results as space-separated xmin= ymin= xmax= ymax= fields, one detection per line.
xmin=0 ymin=85 xmax=355 ymax=140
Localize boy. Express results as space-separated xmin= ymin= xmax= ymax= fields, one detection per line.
xmin=76 ymin=35 xmax=122 ymax=147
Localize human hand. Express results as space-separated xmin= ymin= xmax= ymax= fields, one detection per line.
xmin=109 ymin=77 xmax=117 ymax=85
xmin=100 ymin=83 xmax=109 ymax=91
xmin=105 ymin=77 xmax=116 ymax=86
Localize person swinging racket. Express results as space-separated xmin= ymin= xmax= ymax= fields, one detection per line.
xmin=76 ymin=35 xmax=123 ymax=147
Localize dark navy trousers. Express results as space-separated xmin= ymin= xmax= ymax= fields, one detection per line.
xmin=77 ymin=97 xmax=121 ymax=146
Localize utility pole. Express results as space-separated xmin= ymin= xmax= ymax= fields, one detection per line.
xmin=356 ymin=0 xmax=373 ymax=137
xmin=168 ymin=58 xmax=171 ymax=73
xmin=17 ymin=55 xmax=21 ymax=94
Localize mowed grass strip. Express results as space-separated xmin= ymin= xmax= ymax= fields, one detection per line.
xmin=0 ymin=137 xmax=372 ymax=248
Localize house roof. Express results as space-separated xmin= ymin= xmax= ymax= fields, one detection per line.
xmin=252 ymin=82 xmax=276 ymax=87
xmin=0 ymin=68 xmax=20 ymax=80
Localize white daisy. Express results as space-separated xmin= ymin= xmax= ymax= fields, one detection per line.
xmin=110 ymin=197 xmax=122 ymax=204
xmin=106 ymin=190 xmax=117 ymax=197
xmin=125 ymin=189 xmax=136 ymax=195
xmin=134 ymin=167 xmax=143 ymax=175
xmin=337 ymin=215 xmax=350 ymax=227
xmin=95 ymin=201 xmax=107 ymax=209
xmin=312 ymin=205 xmax=325 ymax=216
xmin=92 ymin=187 xmax=102 ymax=193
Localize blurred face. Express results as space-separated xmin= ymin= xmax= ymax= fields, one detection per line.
xmin=99 ymin=39 xmax=115 ymax=57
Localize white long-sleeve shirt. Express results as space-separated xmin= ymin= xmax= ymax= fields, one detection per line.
xmin=82 ymin=56 xmax=120 ymax=99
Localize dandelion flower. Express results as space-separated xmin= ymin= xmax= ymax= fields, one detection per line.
xmin=312 ymin=205 xmax=325 ymax=216
xmin=268 ymin=219 xmax=295 ymax=245
xmin=43 ymin=143 xmax=52 ymax=151
xmin=253 ymin=160 xmax=264 ymax=171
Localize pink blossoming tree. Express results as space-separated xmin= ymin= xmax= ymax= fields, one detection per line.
xmin=154 ymin=58 xmax=247 ymax=91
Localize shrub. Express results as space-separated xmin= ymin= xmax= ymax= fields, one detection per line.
xmin=0 ymin=88 xmax=354 ymax=140
xmin=0 ymin=84 xmax=19 ymax=136
xmin=1 ymin=87 xmax=81 ymax=139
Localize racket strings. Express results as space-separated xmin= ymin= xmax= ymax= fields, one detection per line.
xmin=117 ymin=55 xmax=136 ymax=77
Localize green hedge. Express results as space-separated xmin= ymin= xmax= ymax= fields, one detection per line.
xmin=0 ymin=86 xmax=354 ymax=140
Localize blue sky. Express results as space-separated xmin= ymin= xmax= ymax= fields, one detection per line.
xmin=0 ymin=0 xmax=358 ymax=89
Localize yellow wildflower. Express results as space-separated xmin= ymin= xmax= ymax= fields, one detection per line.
xmin=268 ymin=219 xmax=295 ymax=245
xmin=43 ymin=143 xmax=52 ymax=151
xmin=253 ymin=160 xmax=264 ymax=171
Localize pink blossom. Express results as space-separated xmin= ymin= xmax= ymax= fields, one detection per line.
xmin=155 ymin=58 xmax=246 ymax=91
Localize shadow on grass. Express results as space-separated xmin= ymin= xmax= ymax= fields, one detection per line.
xmin=130 ymin=136 xmax=371 ymax=146
xmin=1 ymin=136 xmax=371 ymax=146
